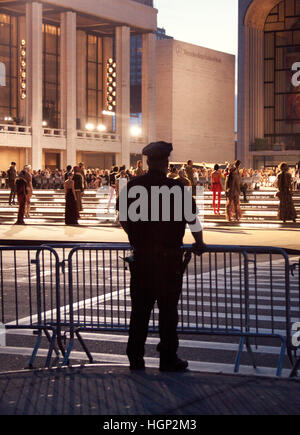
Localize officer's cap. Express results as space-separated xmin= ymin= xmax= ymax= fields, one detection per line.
xmin=142 ymin=141 xmax=173 ymax=161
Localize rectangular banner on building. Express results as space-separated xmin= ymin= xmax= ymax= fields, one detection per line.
xmin=0 ymin=62 xmax=5 ymax=86
xmin=286 ymin=52 xmax=300 ymax=123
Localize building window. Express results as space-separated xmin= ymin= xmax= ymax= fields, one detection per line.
xmin=0 ymin=62 xmax=6 ymax=86
xmin=130 ymin=35 xmax=142 ymax=117
xmin=43 ymin=24 xmax=60 ymax=128
xmin=0 ymin=14 xmax=18 ymax=122
xmin=86 ymin=34 xmax=103 ymax=126
xmin=264 ymin=0 xmax=300 ymax=150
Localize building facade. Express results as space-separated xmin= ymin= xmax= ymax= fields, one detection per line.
xmin=0 ymin=0 xmax=236 ymax=171
xmin=0 ymin=0 xmax=157 ymax=170
xmin=130 ymin=27 xmax=173 ymax=166
xmin=238 ymin=0 xmax=300 ymax=168
xmin=156 ymin=39 xmax=235 ymax=164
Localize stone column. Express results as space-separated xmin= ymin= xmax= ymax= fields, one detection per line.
xmin=26 ymin=2 xmax=43 ymax=170
xmin=61 ymin=11 xmax=77 ymax=167
xmin=249 ymin=28 xmax=264 ymax=148
xmin=115 ymin=153 xmax=122 ymax=166
xmin=60 ymin=150 xmax=66 ymax=171
xmin=142 ymin=32 xmax=156 ymax=146
xmin=115 ymin=26 xmax=130 ymax=169
xmin=25 ymin=148 xmax=30 ymax=166
xmin=238 ymin=18 xmax=264 ymax=168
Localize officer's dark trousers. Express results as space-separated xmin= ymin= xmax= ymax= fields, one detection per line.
xmin=127 ymin=251 xmax=183 ymax=364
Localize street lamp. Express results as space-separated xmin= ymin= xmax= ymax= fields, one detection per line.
xmin=85 ymin=123 xmax=95 ymax=131
xmin=130 ymin=126 xmax=142 ymax=137
xmin=97 ymin=124 xmax=107 ymax=132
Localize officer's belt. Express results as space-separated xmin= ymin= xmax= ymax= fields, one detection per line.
xmin=133 ymin=246 xmax=182 ymax=253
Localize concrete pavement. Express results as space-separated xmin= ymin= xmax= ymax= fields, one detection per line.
xmin=0 ymin=364 xmax=300 ymax=415
xmin=0 ymin=224 xmax=299 ymax=251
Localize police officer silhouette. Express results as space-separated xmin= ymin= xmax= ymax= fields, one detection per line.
xmin=118 ymin=141 xmax=206 ymax=371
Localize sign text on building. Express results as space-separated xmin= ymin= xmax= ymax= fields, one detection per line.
xmin=291 ymin=62 xmax=300 ymax=87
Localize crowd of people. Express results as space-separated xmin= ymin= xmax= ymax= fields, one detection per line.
xmin=2 ymin=158 xmax=299 ymax=225
xmin=1 ymin=162 xmax=300 ymax=192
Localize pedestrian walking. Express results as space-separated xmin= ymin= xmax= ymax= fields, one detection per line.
xmin=168 ymin=165 xmax=178 ymax=179
xmin=225 ymin=161 xmax=242 ymax=222
xmin=73 ymin=166 xmax=84 ymax=213
xmin=275 ymin=162 xmax=297 ymax=223
xmin=64 ymin=172 xmax=79 ymax=225
xmin=185 ymin=160 xmax=196 ymax=196
xmin=79 ymin=162 xmax=87 ymax=190
xmin=23 ymin=165 xmax=33 ymax=219
xmin=15 ymin=171 xmax=28 ymax=225
xmin=240 ymin=168 xmax=249 ymax=203
xmin=135 ymin=160 xmax=144 ymax=177
xmin=0 ymin=171 xmax=6 ymax=189
xmin=7 ymin=162 xmax=17 ymax=205
xmin=176 ymin=169 xmax=191 ymax=187
xmin=64 ymin=165 xmax=72 ymax=181
xmin=107 ymin=166 xmax=118 ymax=212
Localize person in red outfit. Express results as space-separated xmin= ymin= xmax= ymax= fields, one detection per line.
xmin=210 ymin=164 xmax=223 ymax=215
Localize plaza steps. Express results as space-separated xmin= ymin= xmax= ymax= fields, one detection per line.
xmin=0 ymin=188 xmax=299 ymax=227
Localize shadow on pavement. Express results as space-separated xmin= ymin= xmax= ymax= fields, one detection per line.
xmin=0 ymin=365 xmax=300 ymax=415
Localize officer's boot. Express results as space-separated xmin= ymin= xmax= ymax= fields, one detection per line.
xmin=157 ymin=343 xmax=188 ymax=372
xmin=159 ymin=354 xmax=188 ymax=372
xmin=127 ymin=341 xmax=145 ymax=371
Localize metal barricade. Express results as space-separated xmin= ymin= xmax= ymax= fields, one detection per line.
xmin=58 ymin=243 xmax=295 ymax=377
xmin=1 ymin=242 xmax=299 ymax=377
xmin=201 ymin=245 xmax=292 ymax=377
xmin=61 ymin=243 xmax=132 ymax=366
xmin=0 ymin=246 xmax=63 ymax=368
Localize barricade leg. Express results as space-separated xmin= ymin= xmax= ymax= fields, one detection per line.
xmin=276 ymin=338 xmax=287 ymax=378
xmin=234 ymin=337 xmax=257 ymax=373
xmin=62 ymin=340 xmax=73 ymax=366
xmin=44 ymin=330 xmax=57 ymax=368
xmin=28 ymin=331 xmax=43 ymax=369
xmin=76 ymin=330 xmax=94 ymax=364
xmin=290 ymin=358 xmax=300 ymax=377
xmin=28 ymin=329 xmax=61 ymax=369
xmin=43 ymin=329 xmax=60 ymax=368
xmin=245 ymin=337 xmax=257 ymax=370
xmin=234 ymin=337 xmax=245 ymax=373
xmin=56 ymin=329 xmax=66 ymax=359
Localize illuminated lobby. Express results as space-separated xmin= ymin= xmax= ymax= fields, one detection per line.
xmin=0 ymin=0 xmax=157 ymax=169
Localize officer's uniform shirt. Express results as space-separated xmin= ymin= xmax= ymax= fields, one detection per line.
xmin=118 ymin=141 xmax=198 ymax=250
xmin=118 ymin=170 xmax=197 ymax=250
